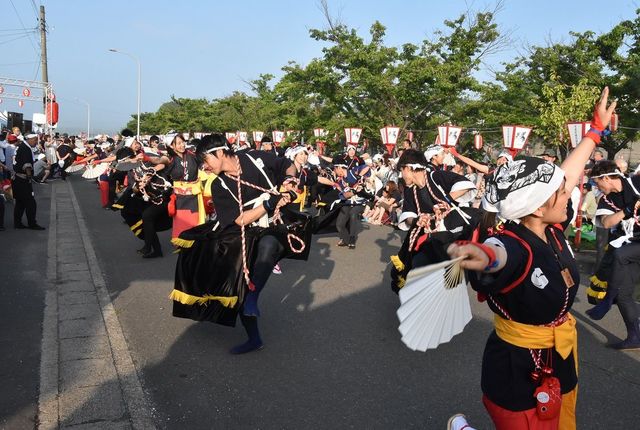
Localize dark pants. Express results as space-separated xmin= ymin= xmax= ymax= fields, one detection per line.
xmin=336 ymin=205 xmax=364 ymax=243
xmin=12 ymin=178 xmax=37 ymax=227
xmin=609 ymin=242 xmax=640 ymax=328
xmin=108 ymin=171 xmax=127 ymax=206
xmin=142 ymin=203 xmax=167 ymax=252
xmin=595 ymin=226 xmax=609 ymax=268
xmin=241 ymin=234 xmax=286 ymax=319
xmin=251 ymin=235 xmax=285 ymax=289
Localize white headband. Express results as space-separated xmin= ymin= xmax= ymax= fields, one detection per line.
xmin=204 ymin=145 xmax=230 ymax=154
xmin=403 ymin=163 xmax=427 ymax=170
xmin=591 ymin=169 xmax=623 ymax=179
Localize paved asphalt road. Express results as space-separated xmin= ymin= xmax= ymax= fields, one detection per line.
xmin=2 ymin=175 xmax=640 ymax=429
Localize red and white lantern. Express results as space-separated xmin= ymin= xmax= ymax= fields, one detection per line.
xmin=344 ymin=127 xmax=363 ymax=145
xmin=502 ymin=125 xmax=532 ymax=156
xmin=22 ymin=88 xmax=31 ymax=97
xmin=0 ymin=86 xmax=4 ymax=94
xmin=313 ymin=128 xmax=327 ymax=139
xmin=610 ymin=113 xmax=619 ymax=132
xmin=473 ymin=133 xmax=483 ymax=150
xmin=437 ymin=125 xmax=462 ymax=147
xmin=272 ymin=130 xmax=285 ymax=145
xmin=252 ymin=131 xmax=264 ymax=149
xmin=18 ymin=100 xmax=24 ymax=108
xmin=314 ymin=128 xmax=328 ymax=154
xmin=566 ymin=122 xmax=591 ymax=148
xmin=380 ymin=126 xmax=400 ymax=155
xmin=225 ymin=132 xmax=237 ymax=144
xmin=236 ymin=131 xmax=248 ymax=144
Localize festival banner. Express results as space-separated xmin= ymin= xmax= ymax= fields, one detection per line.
xmin=236 ymin=131 xmax=248 ymax=144
xmin=344 ymin=127 xmax=363 ymax=145
xmin=225 ymin=132 xmax=237 ymax=144
xmin=437 ymin=125 xmax=462 ymax=147
xmin=272 ymin=130 xmax=285 ymax=144
xmin=566 ymin=122 xmax=591 ymax=148
xmin=502 ymin=125 xmax=532 ymax=152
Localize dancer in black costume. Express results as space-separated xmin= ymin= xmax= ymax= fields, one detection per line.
xmin=171 ymin=134 xmax=310 ymax=354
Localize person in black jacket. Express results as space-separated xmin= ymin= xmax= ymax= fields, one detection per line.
xmin=12 ymin=134 xmax=45 ymax=230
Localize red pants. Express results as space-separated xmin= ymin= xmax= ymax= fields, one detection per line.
xmin=483 ymin=389 xmax=576 ymax=430
xmin=99 ymin=181 xmax=110 ymax=208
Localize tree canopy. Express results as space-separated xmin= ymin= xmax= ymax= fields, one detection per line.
xmin=127 ymin=6 xmax=640 ymax=158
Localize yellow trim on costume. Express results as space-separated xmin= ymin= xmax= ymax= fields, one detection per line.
xmin=494 ymin=314 xmax=577 ymax=362
xmin=130 ymin=220 xmax=143 ymax=231
xmin=133 ymin=228 xmax=142 ymax=237
xmin=199 ymin=170 xmax=217 ymax=198
xmin=173 ymin=180 xmax=202 ymax=195
xmin=397 ymin=276 xmax=405 ymax=289
xmin=171 ymin=237 xmax=195 ymax=248
xmin=169 ymin=289 xmax=238 ymax=308
xmin=589 ymin=275 xmax=608 ymax=289
xmin=586 ymin=287 xmax=607 ymax=300
xmin=390 ymin=255 xmax=405 ymax=272
xmin=298 ymin=186 xmax=307 ymax=211
xmin=174 ymin=179 xmax=207 ymax=225
xmin=111 ymin=203 xmax=124 ymax=209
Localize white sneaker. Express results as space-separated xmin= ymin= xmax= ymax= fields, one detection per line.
xmin=447 ymin=414 xmax=475 ymax=430
xmin=272 ymin=263 xmax=282 ymax=275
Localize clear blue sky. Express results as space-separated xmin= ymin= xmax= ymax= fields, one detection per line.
xmin=1 ymin=0 xmax=638 ymax=134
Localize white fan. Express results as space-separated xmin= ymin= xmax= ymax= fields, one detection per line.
xmin=82 ymin=163 xmax=109 ymax=179
xmin=73 ymin=147 xmax=85 ymax=155
xmin=397 ymin=256 xmax=472 ymax=351
xmin=65 ymin=163 xmax=86 ymax=173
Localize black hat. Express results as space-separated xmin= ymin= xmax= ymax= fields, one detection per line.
xmin=332 ymin=156 xmax=349 ymax=168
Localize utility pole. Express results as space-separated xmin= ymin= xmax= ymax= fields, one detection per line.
xmin=39 ymin=5 xmax=49 ymax=109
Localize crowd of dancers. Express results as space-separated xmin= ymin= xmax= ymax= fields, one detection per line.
xmin=43 ymin=87 xmax=640 ymax=430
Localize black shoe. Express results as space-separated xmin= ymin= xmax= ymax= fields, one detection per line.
xmin=28 ymin=224 xmax=46 ymax=231
xmin=348 ymin=243 xmax=356 ymax=249
xmin=142 ymin=250 xmax=163 ymax=258
xmin=337 ymin=240 xmax=348 ymax=247
xmin=137 ymin=246 xmax=151 ymax=254
xmin=14 ymin=223 xmax=26 ymax=229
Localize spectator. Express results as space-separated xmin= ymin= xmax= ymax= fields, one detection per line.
xmin=363 ymin=180 xmax=401 ymax=225
xmin=33 ymin=153 xmax=51 ymax=183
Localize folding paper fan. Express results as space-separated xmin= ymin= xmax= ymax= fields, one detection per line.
xmin=82 ymin=163 xmax=109 ymax=179
xmin=397 ymin=257 xmax=472 ymax=351
xmin=73 ymin=148 xmax=86 ymax=155
xmin=65 ymin=163 xmax=86 ymax=173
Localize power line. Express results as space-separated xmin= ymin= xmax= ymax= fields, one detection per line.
xmin=8 ymin=0 xmax=40 ymax=54
xmin=0 ymin=61 xmax=38 ymax=67
xmin=0 ymin=34 xmax=32 ymax=46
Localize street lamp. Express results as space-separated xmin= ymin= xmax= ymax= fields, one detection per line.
xmin=75 ymin=98 xmax=90 ymax=140
xmin=108 ymin=48 xmax=141 ymax=139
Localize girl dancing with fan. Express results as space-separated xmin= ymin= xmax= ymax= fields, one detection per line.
xmin=170 ymin=133 xmax=310 ymax=354
xmin=446 ymin=87 xmax=616 ymax=429
xmin=389 ymin=148 xmax=478 ymax=293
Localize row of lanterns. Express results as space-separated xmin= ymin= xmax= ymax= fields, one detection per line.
xmin=221 ymin=115 xmax=619 ymax=157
